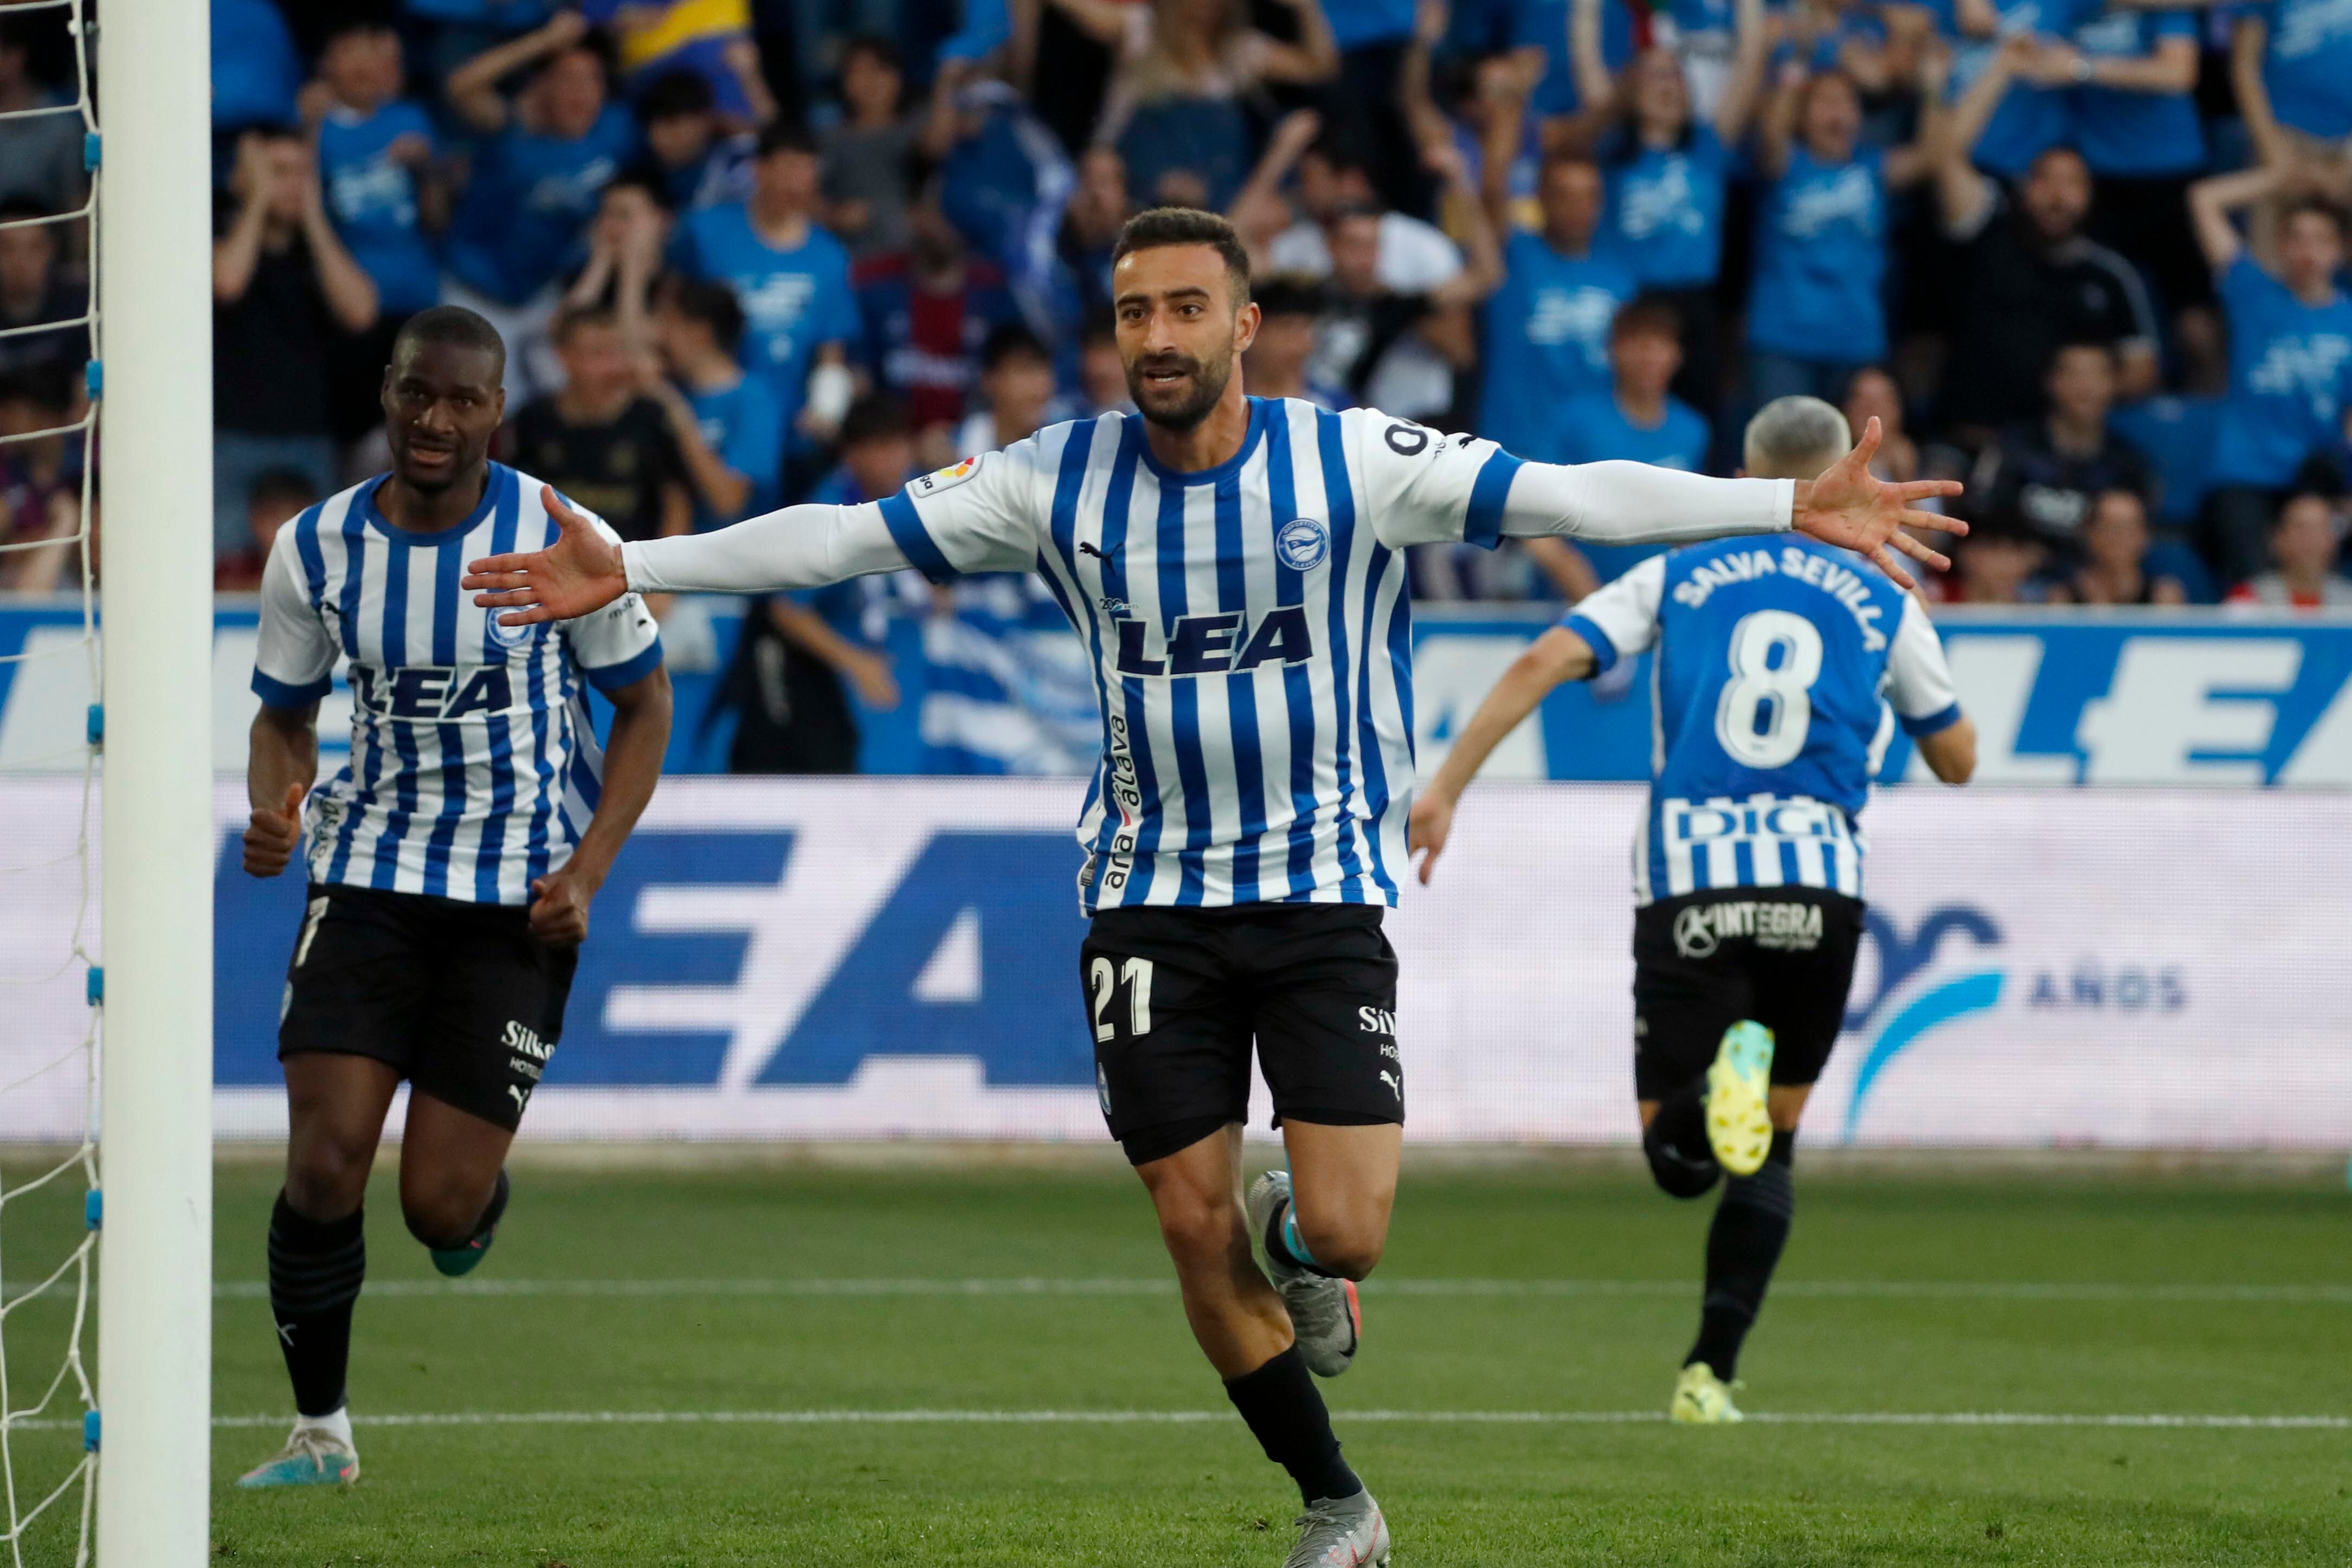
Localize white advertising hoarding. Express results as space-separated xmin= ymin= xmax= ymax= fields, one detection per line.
xmin=2 ymin=777 xmax=2347 ymax=1148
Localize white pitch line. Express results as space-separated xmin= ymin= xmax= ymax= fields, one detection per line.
xmin=186 ymin=1277 xmax=2352 ymax=1305
xmin=5 ymin=1410 xmax=2345 ymax=1433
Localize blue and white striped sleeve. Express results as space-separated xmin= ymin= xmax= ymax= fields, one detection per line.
xmin=1885 ymin=593 xmax=1961 ymax=736
xmin=1354 ymin=413 xmax=1526 ymax=549
xmin=564 ymin=514 xmax=665 ymax=692
xmin=886 ymin=438 xmax=1049 ymax=581
xmin=249 ymin=524 xmax=336 ymax=709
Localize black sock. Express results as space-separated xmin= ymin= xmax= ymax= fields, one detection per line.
xmin=1644 ymin=1083 xmax=1719 ymax=1199
xmin=1264 ymin=1195 xmax=1341 ymax=1279
xmin=1685 ymin=1130 xmax=1796 ymax=1382
xmin=1223 ymin=1345 xmax=1362 ymax=1504
xmin=268 ymin=1192 xmax=366 ymax=1417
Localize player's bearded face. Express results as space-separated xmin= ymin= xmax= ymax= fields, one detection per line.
xmin=1125 ymin=332 xmax=1234 ymax=432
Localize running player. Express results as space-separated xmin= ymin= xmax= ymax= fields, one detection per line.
xmin=237 ymin=307 xmax=673 ymax=1486
xmin=1409 ymin=395 xmax=1977 ymax=1425
xmin=464 ymin=213 xmax=1960 ymax=1564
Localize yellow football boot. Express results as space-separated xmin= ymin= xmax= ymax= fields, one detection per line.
xmin=1704 ymin=1021 xmax=1775 ymax=1177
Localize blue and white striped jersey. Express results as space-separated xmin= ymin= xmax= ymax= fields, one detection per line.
xmin=884 ymin=397 xmax=1546 ymax=912
xmin=250 ymin=464 xmax=665 ymax=906
xmin=1564 ymin=535 xmax=1961 ymax=906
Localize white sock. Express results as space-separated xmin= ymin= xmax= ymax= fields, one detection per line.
xmin=294 ymin=1406 xmax=353 ymax=1448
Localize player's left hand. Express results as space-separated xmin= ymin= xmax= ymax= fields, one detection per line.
xmin=1789 ymin=418 xmax=1966 ymax=592
xmin=527 ymin=870 xmax=594 ymax=947
xmin=1407 ymin=793 xmax=1454 ymax=886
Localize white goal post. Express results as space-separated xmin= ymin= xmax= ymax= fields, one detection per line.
xmin=94 ymin=0 xmax=215 ymax=1561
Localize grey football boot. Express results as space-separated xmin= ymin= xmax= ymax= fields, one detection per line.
xmin=1246 ymin=1169 xmax=1361 ymax=1377
xmin=1283 ymin=1488 xmax=1391 ymax=1567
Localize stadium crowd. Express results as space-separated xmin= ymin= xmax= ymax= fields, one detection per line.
xmin=4 ymin=0 xmax=2352 ymax=765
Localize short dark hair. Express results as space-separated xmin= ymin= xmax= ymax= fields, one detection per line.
xmin=979 ymin=321 xmax=1051 ymax=373
xmin=756 ymin=120 xmax=821 ymax=159
xmin=602 ymin=166 xmax=674 ymax=212
xmin=1111 ymin=207 xmax=1251 ymax=302
xmin=2280 ymin=195 xmax=2347 ymax=238
xmin=392 ymin=306 xmax=506 ymax=379
xmin=1252 ymin=273 xmax=1326 ymax=320
xmin=637 ymin=67 xmax=716 ymax=123
xmin=248 ymin=468 xmax=323 ymax=515
xmin=841 ymin=33 xmax=901 ymax=74
xmin=1539 ymin=146 xmax=1601 ymax=179
xmin=1612 ymin=296 xmax=1683 ymax=345
xmin=838 ymin=391 xmax=911 ymax=448
xmin=2048 ymin=339 xmax=2116 ymax=373
xmin=666 ymin=277 xmax=745 ymax=354
xmin=550 ymin=302 xmax=619 ymax=346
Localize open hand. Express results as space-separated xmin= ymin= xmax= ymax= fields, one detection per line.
xmin=1789 ymin=418 xmax=1966 ymax=590
xmin=464 ymin=486 xmax=628 ymax=625
xmin=243 ymin=782 xmax=307 ymax=878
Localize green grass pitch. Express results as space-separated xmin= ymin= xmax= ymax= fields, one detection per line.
xmin=4 ymin=1157 xmax=2349 ymax=1565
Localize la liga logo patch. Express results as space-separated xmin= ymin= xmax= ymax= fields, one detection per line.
xmin=916 ymin=455 xmax=983 ymax=496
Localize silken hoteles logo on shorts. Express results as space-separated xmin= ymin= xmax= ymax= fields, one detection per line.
xmin=1837 ymin=905 xmax=2189 ymax=1140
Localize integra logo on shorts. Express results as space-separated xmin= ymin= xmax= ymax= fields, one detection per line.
xmin=1672 ymin=900 xmax=1823 ymax=959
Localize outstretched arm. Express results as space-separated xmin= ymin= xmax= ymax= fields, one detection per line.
xmin=466 ymin=486 xmax=916 ymax=623
xmin=1499 ymin=419 xmax=1964 ymax=587
xmin=1407 ymin=624 xmax=1596 ymax=882
xmin=2189 ymin=163 xmax=2280 ymax=274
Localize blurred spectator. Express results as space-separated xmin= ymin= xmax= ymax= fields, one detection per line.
xmin=0 ymin=365 xmax=79 ymax=594
xmin=2189 ymin=168 xmax=2352 ymax=585
xmin=1262 ymin=128 xmax=1462 ymax=288
xmin=675 ymin=121 xmax=855 ymax=448
xmin=1243 ymin=274 xmax=1345 ymax=408
xmin=1576 ymin=2 xmax=1768 ymax=411
xmin=1076 ymin=317 xmax=1135 ymax=416
xmin=2226 ymin=490 xmax=2352 ymax=608
xmin=1320 ymin=0 xmax=1423 ymax=216
xmin=2232 ymin=0 xmax=2352 ymax=174
xmin=2111 ymin=389 xmax=2222 ymax=531
xmin=720 ymin=392 xmax=911 ymax=775
xmin=0 ymin=17 xmax=86 ymax=217
xmin=1541 ymin=298 xmax=1712 ymax=586
xmin=1519 ymin=0 xmax=1635 ymax=128
xmin=2053 ymin=488 xmax=2188 ymax=605
xmin=954 ymin=323 xmax=1062 ymax=455
xmin=820 ymin=36 xmax=921 ymax=262
xmin=1941 ymin=514 xmax=2055 ymax=604
xmin=1063 ymin=145 xmax=1135 ymax=316
xmin=1945 ymin=0 xmax=2074 ymax=180
xmin=1844 ymin=365 xmax=1924 ymax=483
xmin=637 ymin=68 xmax=756 ymax=214
xmin=311 ymin=22 xmax=445 ymax=322
xmin=1480 ymin=153 xmax=1636 ymax=461
xmin=444 ymin=12 xmax=637 ymax=399
xmin=1314 ymin=144 xmax=1501 ymax=422
xmin=1935 ymin=54 xmax=2160 ymax=436
xmin=1062 ymin=0 xmax=1338 ymax=210
xmin=562 ymin=171 xmax=676 ymax=325
xmin=1747 ymin=63 xmax=1944 ymax=406
xmin=1970 ymin=342 xmax=2153 ymax=557
xmin=581 ymin=0 xmax=774 ymax=124
xmin=211 ymin=0 xmax=302 ymax=134
xmin=507 ymin=303 xmax=692 ymax=546
xmin=212 ymin=468 xmax=321 ymax=593
xmin=0 ymin=202 xmax=85 ymax=378
xmin=653 ymin=276 xmax=784 ymax=528
xmin=2057 ymin=4 xmax=2206 ymax=324
xmin=855 ymin=199 xmax=1021 ymax=441
xmin=211 ymin=131 xmax=378 ymax=560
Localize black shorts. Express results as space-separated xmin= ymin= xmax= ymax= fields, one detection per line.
xmin=279 ymin=882 xmax=578 ymax=1132
xmin=1081 ymin=904 xmax=1403 ymax=1165
xmin=1631 ymin=888 xmax=1865 ymax=1104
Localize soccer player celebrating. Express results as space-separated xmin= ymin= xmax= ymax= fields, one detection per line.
xmin=239 ymin=307 xmax=673 ymax=1487
xmin=1410 ymin=395 xmax=1977 ymax=1425
xmin=466 ymin=212 xmax=1960 ymax=1564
